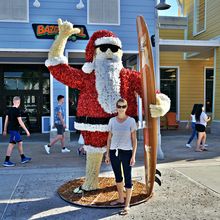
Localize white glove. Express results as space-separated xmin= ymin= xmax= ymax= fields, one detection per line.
xmin=150 ymin=93 xmax=171 ymax=118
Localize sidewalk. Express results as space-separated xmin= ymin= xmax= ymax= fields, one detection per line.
xmin=0 ymin=132 xmax=220 ymax=219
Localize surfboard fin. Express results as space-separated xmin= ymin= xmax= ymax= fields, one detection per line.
xmin=155 ymin=176 xmax=161 ymax=186
xmin=156 ymin=169 xmax=161 ymax=176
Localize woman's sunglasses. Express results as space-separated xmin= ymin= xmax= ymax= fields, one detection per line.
xmin=95 ymin=44 xmax=121 ymax=53
xmin=117 ymin=105 xmax=127 ymax=109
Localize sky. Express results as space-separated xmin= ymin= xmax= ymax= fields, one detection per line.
xmin=158 ymin=0 xmax=179 ymax=16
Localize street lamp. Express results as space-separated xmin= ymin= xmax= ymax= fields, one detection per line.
xmin=154 ymin=0 xmax=171 ymax=159
xmin=155 ymin=0 xmax=171 ymax=10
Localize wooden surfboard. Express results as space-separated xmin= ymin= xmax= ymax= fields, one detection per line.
xmin=136 ymin=16 xmax=159 ymax=197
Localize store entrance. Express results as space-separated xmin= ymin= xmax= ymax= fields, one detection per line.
xmin=0 ymin=64 xmax=50 ymax=133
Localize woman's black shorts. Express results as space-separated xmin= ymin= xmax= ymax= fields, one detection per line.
xmin=195 ymin=124 xmax=206 ymax=132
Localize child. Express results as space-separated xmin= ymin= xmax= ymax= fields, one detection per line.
xmin=3 ymin=96 xmax=31 ymax=167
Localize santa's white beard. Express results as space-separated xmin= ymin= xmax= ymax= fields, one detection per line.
xmin=94 ymin=58 xmax=123 ymax=114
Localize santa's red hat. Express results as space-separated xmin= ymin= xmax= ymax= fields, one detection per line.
xmin=82 ymin=30 xmax=122 ymax=73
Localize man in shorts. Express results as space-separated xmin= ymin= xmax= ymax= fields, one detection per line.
xmin=44 ymin=95 xmax=70 ymax=154
xmin=2 ymin=96 xmax=31 ymax=167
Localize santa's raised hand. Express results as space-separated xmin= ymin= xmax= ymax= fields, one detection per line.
xmin=48 ymin=19 xmax=80 ymax=59
xmin=57 ymin=18 xmax=80 ymax=38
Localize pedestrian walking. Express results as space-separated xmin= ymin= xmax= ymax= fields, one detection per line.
xmin=44 ymin=95 xmax=70 ymax=154
xmin=185 ymin=104 xmax=198 ymax=148
xmin=105 ymin=98 xmax=137 ymax=215
xmin=2 ymin=96 xmax=31 ymax=167
xmin=195 ymin=104 xmax=211 ymax=152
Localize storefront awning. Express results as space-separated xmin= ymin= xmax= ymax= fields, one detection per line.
xmin=0 ymin=50 xmax=48 ymax=63
xmin=159 ymin=39 xmax=220 ymax=59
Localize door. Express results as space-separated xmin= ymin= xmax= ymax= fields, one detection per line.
xmin=0 ymin=64 xmax=50 ymax=133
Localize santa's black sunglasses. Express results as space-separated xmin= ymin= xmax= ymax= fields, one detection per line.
xmin=95 ymin=44 xmax=121 ymax=53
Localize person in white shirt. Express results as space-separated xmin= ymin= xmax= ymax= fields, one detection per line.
xmin=105 ymin=98 xmax=137 ymax=215
xmin=195 ymin=104 xmax=211 ymax=152
xmin=186 ymin=104 xmax=198 ymax=148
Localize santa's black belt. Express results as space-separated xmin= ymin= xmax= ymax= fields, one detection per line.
xmin=75 ymin=116 xmax=138 ymax=125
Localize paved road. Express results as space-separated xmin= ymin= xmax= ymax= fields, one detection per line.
xmin=0 ymin=133 xmax=220 ymax=219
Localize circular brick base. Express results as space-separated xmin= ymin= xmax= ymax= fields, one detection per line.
xmin=57 ymin=177 xmax=151 ymax=208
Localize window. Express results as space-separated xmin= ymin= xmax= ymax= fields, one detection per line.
xmin=68 ymin=65 xmax=82 ymax=116
xmin=42 ymin=73 xmax=50 ymax=116
xmin=0 ymin=0 xmax=29 ymax=22
xmin=193 ymin=0 xmax=206 ymax=35
xmin=69 ymin=88 xmax=80 ymax=116
xmin=4 ymin=72 xmax=40 ymax=90
xmin=160 ymin=68 xmax=178 ymax=112
xmin=205 ymin=68 xmax=213 ymax=113
xmin=88 ymin=0 xmax=120 ymax=25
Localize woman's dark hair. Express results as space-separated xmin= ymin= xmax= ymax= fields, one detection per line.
xmin=191 ymin=104 xmax=198 ymax=115
xmin=195 ymin=104 xmax=203 ymax=122
xmin=116 ymin=98 xmax=127 ymax=106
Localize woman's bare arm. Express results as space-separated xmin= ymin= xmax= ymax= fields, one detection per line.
xmin=105 ymin=132 xmax=112 ymax=164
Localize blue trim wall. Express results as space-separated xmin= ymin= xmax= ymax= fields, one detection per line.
xmin=0 ymin=117 xmax=2 ymax=134
xmin=0 ymin=0 xmax=156 ymax=51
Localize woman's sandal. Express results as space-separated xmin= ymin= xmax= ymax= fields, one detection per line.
xmin=110 ymin=200 xmax=124 ymax=206
xmin=119 ymin=207 xmax=130 ymax=215
xmin=195 ymin=149 xmax=203 ymax=152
